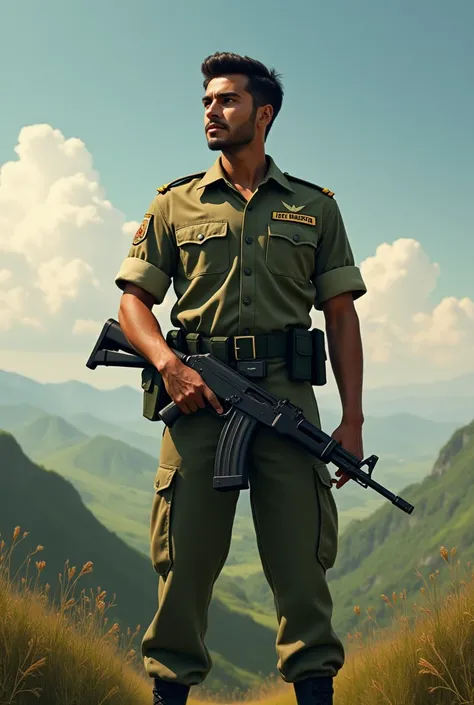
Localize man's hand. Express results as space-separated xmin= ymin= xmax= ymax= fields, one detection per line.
xmin=330 ymin=421 xmax=364 ymax=489
xmin=160 ymin=355 xmax=224 ymax=415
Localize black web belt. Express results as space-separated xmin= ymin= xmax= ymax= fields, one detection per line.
xmin=166 ymin=326 xmax=327 ymax=384
xmin=168 ymin=330 xmax=288 ymax=363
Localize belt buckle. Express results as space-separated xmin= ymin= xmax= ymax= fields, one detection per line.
xmin=234 ymin=335 xmax=256 ymax=360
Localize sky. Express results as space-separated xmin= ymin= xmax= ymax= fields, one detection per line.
xmin=0 ymin=0 xmax=473 ymax=395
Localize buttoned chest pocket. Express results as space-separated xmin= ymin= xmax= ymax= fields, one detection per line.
xmin=265 ymin=223 xmax=318 ymax=284
xmin=175 ymin=221 xmax=230 ymax=279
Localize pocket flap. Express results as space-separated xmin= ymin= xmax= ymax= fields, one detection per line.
xmin=268 ymin=226 xmax=317 ymax=248
xmin=176 ymin=221 xmax=228 ymax=246
xmin=154 ymin=465 xmax=178 ymax=492
xmin=314 ymin=462 xmax=334 ymax=488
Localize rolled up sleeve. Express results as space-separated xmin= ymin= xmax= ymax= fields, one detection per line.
xmin=312 ymin=198 xmax=367 ymax=310
xmin=115 ymin=196 xmax=177 ymax=304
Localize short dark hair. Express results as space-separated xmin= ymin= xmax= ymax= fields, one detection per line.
xmin=201 ymin=52 xmax=284 ymax=140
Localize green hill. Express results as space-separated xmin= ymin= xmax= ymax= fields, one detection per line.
xmin=2 ymin=407 xmax=474 ymax=697
xmin=40 ymin=434 xmax=157 ymax=491
xmin=0 ymin=430 xmax=279 ymax=699
xmin=1 ymin=401 xmax=462 ymax=620
xmin=327 ymin=417 xmax=474 ymax=638
xmin=2 ymin=367 xmax=473 ymax=427
xmin=67 ymin=411 xmax=162 ymax=458
xmin=317 ymin=372 xmax=474 ymax=423
xmin=0 ymin=402 xmax=46 ymax=431
xmin=0 ymin=407 xmax=160 ymax=556
xmin=14 ymin=414 xmax=87 ymax=456
xmin=0 ymin=408 xmax=258 ymax=573
xmin=0 ymin=402 xmax=162 ymax=460
xmin=238 ymin=418 xmax=474 ymax=628
xmin=0 ymin=369 xmax=142 ymax=425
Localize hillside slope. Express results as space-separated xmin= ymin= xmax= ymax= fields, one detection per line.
xmin=14 ymin=414 xmax=87 ymax=456
xmin=327 ymin=417 xmax=474 ymax=638
xmin=0 ymin=431 xmax=279 ymax=697
xmin=241 ymin=417 xmax=474 ymax=637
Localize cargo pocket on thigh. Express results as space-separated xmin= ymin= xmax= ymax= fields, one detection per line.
xmin=150 ymin=465 xmax=178 ymax=576
xmin=314 ymin=463 xmax=338 ymax=572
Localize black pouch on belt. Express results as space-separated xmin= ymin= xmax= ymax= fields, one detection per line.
xmin=310 ymin=328 xmax=327 ymax=385
xmin=287 ymin=327 xmax=327 ymax=385
xmin=287 ymin=328 xmax=313 ymax=382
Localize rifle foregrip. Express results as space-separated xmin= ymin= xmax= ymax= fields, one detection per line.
xmin=213 ymin=409 xmax=259 ymax=492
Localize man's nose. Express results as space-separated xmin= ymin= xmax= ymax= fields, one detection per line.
xmin=205 ymin=102 xmax=221 ymax=120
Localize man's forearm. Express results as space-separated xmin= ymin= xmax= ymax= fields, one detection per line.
xmin=325 ymin=310 xmax=364 ymax=425
xmin=118 ymin=294 xmax=175 ymax=372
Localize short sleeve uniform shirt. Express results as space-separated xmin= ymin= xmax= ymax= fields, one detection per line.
xmin=115 ymin=154 xmax=367 ymax=336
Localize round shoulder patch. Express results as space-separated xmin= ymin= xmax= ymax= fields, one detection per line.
xmin=132 ymin=213 xmax=153 ymax=245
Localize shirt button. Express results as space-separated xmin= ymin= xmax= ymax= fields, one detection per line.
xmin=244 ymin=267 xmax=252 ymax=275
xmin=293 ymin=234 xmax=300 ymax=242
xmin=243 ymin=297 xmax=252 ymax=306
xmin=245 ymin=237 xmax=253 ymax=244
xmin=247 ymin=204 xmax=253 ymax=211
xmin=198 ymin=233 xmax=204 ymax=241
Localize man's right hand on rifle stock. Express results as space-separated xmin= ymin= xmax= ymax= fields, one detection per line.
xmin=159 ymin=354 xmax=224 ymax=416
xmin=119 ymin=283 xmax=223 ymax=418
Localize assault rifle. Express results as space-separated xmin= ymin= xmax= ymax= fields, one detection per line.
xmin=86 ymin=318 xmax=415 ymax=515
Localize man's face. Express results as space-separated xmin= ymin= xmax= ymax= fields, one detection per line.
xmin=202 ymin=74 xmax=263 ymax=152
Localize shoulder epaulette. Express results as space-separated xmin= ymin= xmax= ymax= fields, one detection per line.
xmin=284 ymin=172 xmax=335 ymax=198
xmin=157 ymin=170 xmax=207 ymax=195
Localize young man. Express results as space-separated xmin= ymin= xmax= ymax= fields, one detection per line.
xmin=115 ymin=52 xmax=367 ymax=705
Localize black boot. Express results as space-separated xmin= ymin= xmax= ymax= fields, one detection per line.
xmin=293 ymin=676 xmax=334 ymax=705
xmin=152 ymin=678 xmax=190 ymax=705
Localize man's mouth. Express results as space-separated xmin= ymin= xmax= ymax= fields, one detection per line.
xmin=207 ymin=124 xmax=225 ymax=133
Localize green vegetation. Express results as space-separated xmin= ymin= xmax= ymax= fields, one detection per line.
xmin=328 ymin=419 xmax=474 ymax=637
xmin=1 ymin=379 xmax=474 ymax=700
xmin=0 ymin=403 xmax=450 ymax=576
xmin=2 ymin=521 xmax=474 ymax=704
xmin=0 ymin=431 xmax=280 ymax=698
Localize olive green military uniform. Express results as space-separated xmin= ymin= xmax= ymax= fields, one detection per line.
xmin=114 ymin=155 xmax=367 ymax=688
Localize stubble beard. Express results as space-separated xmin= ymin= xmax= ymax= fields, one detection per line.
xmin=206 ymin=110 xmax=257 ymax=153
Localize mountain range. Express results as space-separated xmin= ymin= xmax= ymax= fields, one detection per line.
xmin=0 ymin=399 xmax=460 ymax=559
xmin=1 ymin=368 xmax=473 ymax=427
xmin=1 ymin=366 xmax=473 ymax=696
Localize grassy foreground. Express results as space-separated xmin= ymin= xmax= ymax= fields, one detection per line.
xmin=1 ymin=527 xmax=474 ymax=705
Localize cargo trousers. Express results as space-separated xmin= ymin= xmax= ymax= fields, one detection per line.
xmin=141 ymin=357 xmax=345 ymax=686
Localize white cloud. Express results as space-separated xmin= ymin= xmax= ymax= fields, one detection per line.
xmin=0 ymin=123 xmax=472 ymax=388
xmin=36 ymin=257 xmax=100 ymax=314
xmin=0 ymin=284 xmax=42 ymax=332
xmin=356 ymin=239 xmax=440 ymax=323
xmin=0 ymin=124 xmax=128 ymax=345
xmin=0 ymin=269 xmax=12 ymax=284
xmin=310 ymin=238 xmax=474 ymax=385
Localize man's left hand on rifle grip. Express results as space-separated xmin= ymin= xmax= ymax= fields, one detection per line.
xmin=330 ymin=420 xmax=364 ymax=490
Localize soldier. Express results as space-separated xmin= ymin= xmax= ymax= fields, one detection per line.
xmin=115 ymin=52 xmax=367 ymax=705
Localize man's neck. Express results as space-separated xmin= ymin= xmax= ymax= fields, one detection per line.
xmin=220 ymin=149 xmax=268 ymax=194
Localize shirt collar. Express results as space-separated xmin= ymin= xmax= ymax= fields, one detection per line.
xmin=195 ymin=154 xmax=295 ymax=194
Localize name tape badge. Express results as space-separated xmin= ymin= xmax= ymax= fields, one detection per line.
xmin=271 ymin=211 xmax=316 ymax=226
